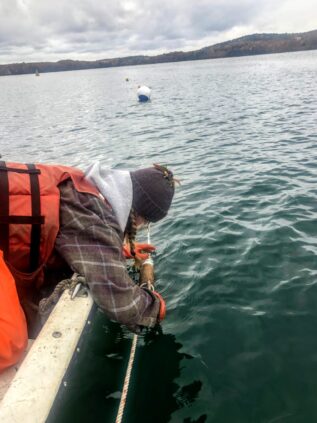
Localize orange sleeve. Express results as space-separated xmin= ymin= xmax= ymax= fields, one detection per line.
xmin=0 ymin=251 xmax=28 ymax=372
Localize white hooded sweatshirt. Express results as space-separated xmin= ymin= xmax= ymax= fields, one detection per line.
xmin=85 ymin=162 xmax=133 ymax=232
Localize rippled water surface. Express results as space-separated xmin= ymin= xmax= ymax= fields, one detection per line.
xmin=1 ymin=50 xmax=317 ymax=423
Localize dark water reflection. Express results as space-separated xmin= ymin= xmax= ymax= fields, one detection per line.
xmin=47 ymin=309 xmax=206 ymax=423
xmin=127 ymin=328 xmax=205 ymax=423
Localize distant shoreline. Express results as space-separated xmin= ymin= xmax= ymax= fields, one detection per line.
xmin=1 ymin=29 xmax=316 ymax=77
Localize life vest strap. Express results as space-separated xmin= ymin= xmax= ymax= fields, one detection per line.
xmin=0 ymin=165 xmax=41 ymax=174
xmin=27 ymin=164 xmax=42 ymax=272
xmin=0 ymin=161 xmax=9 ymax=259
xmin=0 ymin=162 xmax=43 ymax=271
xmin=0 ymin=216 xmax=45 ymax=224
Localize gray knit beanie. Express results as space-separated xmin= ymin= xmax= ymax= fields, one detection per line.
xmin=130 ymin=165 xmax=175 ymax=222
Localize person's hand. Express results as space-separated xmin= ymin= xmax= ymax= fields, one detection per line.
xmin=123 ymin=243 xmax=156 ymax=260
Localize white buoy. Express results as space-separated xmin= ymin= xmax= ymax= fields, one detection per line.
xmin=137 ymin=85 xmax=151 ymax=102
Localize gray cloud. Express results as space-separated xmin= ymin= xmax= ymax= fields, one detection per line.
xmin=0 ymin=0 xmax=316 ymax=63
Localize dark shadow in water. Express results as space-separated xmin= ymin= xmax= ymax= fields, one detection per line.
xmin=47 ymin=309 xmax=135 ymax=423
xmin=47 ymin=312 xmax=205 ymax=423
xmin=126 ymin=326 xmax=207 ymax=423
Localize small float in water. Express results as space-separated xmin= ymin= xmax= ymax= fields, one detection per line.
xmin=137 ymin=85 xmax=151 ymax=102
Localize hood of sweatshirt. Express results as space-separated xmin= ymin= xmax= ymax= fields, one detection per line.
xmin=85 ymin=162 xmax=132 ymax=232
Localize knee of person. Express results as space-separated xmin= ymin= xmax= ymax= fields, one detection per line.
xmin=0 ymin=329 xmax=28 ymax=372
xmin=0 ymin=251 xmax=28 ymax=372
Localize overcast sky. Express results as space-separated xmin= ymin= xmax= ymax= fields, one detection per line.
xmin=0 ymin=0 xmax=316 ymax=64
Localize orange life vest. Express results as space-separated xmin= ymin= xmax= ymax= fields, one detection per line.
xmin=0 ymin=161 xmax=100 ymax=288
xmin=0 ymin=250 xmax=28 ymax=372
xmin=0 ymin=163 xmax=165 ymax=342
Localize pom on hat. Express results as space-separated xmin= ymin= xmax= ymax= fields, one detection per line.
xmin=130 ymin=165 xmax=175 ymax=222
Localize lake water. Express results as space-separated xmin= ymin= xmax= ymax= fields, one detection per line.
xmin=1 ymin=50 xmax=317 ymax=423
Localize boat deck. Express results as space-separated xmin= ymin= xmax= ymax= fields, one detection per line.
xmin=0 ymin=290 xmax=93 ymax=423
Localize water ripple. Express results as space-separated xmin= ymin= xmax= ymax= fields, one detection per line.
xmin=2 ymin=51 xmax=317 ymax=422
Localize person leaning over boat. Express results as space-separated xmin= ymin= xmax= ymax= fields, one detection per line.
xmin=0 ymin=161 xmax=175 ymax=356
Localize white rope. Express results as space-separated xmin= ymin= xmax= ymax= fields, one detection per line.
xmin=115 ymin=333 xmax=138 ymax=423
xmin=147 ymin=224 xmax=151 ymax=245
xmin=115 ymin=224 xmax=152 ymax=423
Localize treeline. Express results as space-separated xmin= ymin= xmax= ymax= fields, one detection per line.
xmin=1 ymin=29 xmax=316 ymax=76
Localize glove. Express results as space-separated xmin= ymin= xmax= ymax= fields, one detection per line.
xmin=123 ymin=243 xmax=156 ymax=260
xmin=152 ymin=291 xmax=166 ymax=322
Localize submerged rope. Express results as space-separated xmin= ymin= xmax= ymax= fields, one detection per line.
xmin=115 ymin=333 xmax=138 ymax=423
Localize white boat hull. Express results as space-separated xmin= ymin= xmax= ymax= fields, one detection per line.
xmin=0 ymin=290 xmax=93 ymax=423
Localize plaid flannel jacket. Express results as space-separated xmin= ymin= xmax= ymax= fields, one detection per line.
xmin=55 ymin=180 xmax=160 ymax=331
